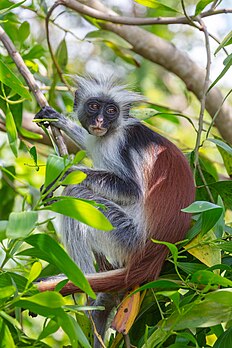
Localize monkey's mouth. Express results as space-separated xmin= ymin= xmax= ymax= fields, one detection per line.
xmin=89 ymin=126 xmax=107 ymax=136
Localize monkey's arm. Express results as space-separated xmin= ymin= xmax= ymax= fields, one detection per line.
xmin=35 ymin=106 xmax=88 ymax=150
xmin=69 ymin=166 xmax=141 ymax=205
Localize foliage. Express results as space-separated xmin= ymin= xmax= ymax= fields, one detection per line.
xmin=0 ymin=0 xmax=232 ymax=347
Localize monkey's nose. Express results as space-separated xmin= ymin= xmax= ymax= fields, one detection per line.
xmin=96 ymin=116 xmax=104 ymax=127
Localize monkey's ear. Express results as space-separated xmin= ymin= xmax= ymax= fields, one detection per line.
xmin=73 ymin=90 xmax=79 ymax=111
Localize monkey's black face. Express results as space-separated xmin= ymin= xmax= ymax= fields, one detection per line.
xmin=80 ymin=98 xmax=120 ymax=136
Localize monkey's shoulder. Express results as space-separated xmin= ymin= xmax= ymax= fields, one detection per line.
xmin=124 ymin=120 xmax=174 ymax=151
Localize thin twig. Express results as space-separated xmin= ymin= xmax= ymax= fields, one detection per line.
xmin=0 ymin=25 xmax=68 ymax=156
xmin=88 ymin=311 xmax=107 ymax=348
xmin=205 ymin=89 xmax=232 ymax=140
xmin=193 ymin=19 xmax=211 ymax=169
xmin=22 ymin=5 xmax=82 ymax=42
xmin=208 ymin=32 xmax=229 ymax=55
xmin=181 ymin=0 xmax=200 ymax=29
xmin=211 ymin=0 xmax=220 ymax=10
xmin=192 ymin=18 xmax=215 ymax=202
xmin=45 ymin=3 xmax=72 ymax=92
xmin=123 ymin=334 xmax=131 ymax=348
xmin=197 ymin=163 xmax=215 ymax=203
xmin=58 ymin=0 xmax=232 ymax=26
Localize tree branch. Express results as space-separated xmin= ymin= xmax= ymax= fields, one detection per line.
xmin=59 ymin=0 xmax=232 ymax=26
xmin=0 ymin=25 xmax=68 ymax=156
xmin=65 ymin=0 xmax=232 ymax=144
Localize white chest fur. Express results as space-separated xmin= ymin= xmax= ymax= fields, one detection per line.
xmin=85 ymin=128 xmax=127 ymax=174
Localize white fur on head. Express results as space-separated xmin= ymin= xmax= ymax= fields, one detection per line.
xmin=73 ymin=73 xmax=146 ymax=113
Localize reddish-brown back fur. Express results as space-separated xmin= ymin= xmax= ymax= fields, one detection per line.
xmin=90 ymin=137 xmax=195 ymax=291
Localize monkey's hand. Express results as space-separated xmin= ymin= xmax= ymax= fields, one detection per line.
xmin=34 ymin=106 xmax=66 ymax=129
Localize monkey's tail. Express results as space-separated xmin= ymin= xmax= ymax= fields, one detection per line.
xmin=36 ymin=245 xmax=169 ymax=295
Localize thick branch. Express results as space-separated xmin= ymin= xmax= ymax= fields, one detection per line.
xmin=0 ymin=26 xmax=68 ymax=156
xmin=67 ymin=0 xmax=232 ymax=144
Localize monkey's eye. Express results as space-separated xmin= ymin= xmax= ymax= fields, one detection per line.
xmin=106 ymin=105 xmax=118 ymax=115
xmin=88 ymin=102 xmax=100 ymax=111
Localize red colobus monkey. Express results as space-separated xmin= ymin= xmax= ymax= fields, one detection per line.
xmin=35 ymin=74 xmax=195 ymax=347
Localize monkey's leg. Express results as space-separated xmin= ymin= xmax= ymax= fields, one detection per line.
xmin=61 ymin=185 xmax=140 ymax=269
xmin=60 ymin=185 xmax=140 ymax=346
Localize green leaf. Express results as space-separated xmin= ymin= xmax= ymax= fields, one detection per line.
xmin=209 ymin=181 xmax=232 ymax=210
xmin=178 ymin=262 xmax=207 ymax=275
xmin=186 ymin=192 xmax=224 ymax=237
xmin=103 ymin=40 xmax=140 ymax=67
xmin=207 ymin=138 xmax=232 ymax=156
xmin=134 ymin=0 xmax=179 ymax=13
xmin=201 ymin=207 xmax=223 ymax=235
xmin=23 ymin=44 xmax=46 ymax=60
xmin=157 ymin=291 xmax=180 ymax=309
xmin=152 ymin=239 xmax=178 ymax=263
xmin=0 ymin=59 xmax=31 ymax=99
xmin=0 ymin=318 xmax=16 ymax=347
xmin=162 ymin=289 xmax=232 ymax=330
xmin=61 ymin=170 xmax=87 ymax=185
xmin=6 ymin=211 xmax=38 ymax=239
xmin=56 ymin=39 xmax=68 ymax=70
xmin=191 ymin=270 xmax=232 ymax=287
xmin=64 ymin=304 xmax=104 ymax=312
xmin=220 ymin=241 xmax=232 ymax=253
xmin=15 ymin=298 xmax=91 ymax=347
xmin=131 ymin=108 xmax=158 ymax=120
xmin=29 ymin=145 xmax=38 ymax=168
xmin=195 ymin=0 xmax=214 ymax=15
xmin=38 ymin=319 xmax=60 ymax=340
xmin=208 ymin=54 xmax=232 ymax=91
xmin=130 ymin=279 xmax=180 ymax=295
xmin=141 ymin=327 xmax=164 ymax=348
xmin=0 ymin=285 xmax=15 ymax=299
xmin=0 ymin=0 xmax=26 ymax=14
xmin=59 ymin=313 xmax=91 ymax=348
xmin=18 ymin=292 xmax=65 ymax=308
xmin=5 ymin=105 xmax=18 ymax=157
xmin=25 ymin=233 xmax=96 ymax=298
xmin=213 ymin=327 xmax=232 ymax=348
xmin=27 ymin=261 xmax=42 ymax=286
xmin=19 ymin=126 xmax=43 ymax=140
xmin=215 ymin=31 xmax=232 ymax=55
xmin=55 ymin=278 xmax=69 ymax=292
xmin=0 ymin=311 xmax=21 ymax=330
xmin=18 ymin=21 xmax=30 ymax=43
xmin=213 ymin=196 xmax=225 ymax=238
xmin=73 ymin=150 xmax=86 ymax=164
xmin=44 ymin=154 xmax=70 ymax=188
xmin=186 ymin=215 xmax=202 ymax=240
xmin=46 ymin=197 xmax=113 ymax=231
xmin=213 ymin=138 xmax=232 ymax=177
xmin=16 ymin=297 xmax=91 ymax=348
xmin=0 ymin=220 xmax=7 ymax=241
xmin=0 ymin=272 xmax=27 ymax=293
xmin=182 ymin=201 xmax=223 ymax=214
xmin=182 ymin=201 xmax=223 ymax=236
